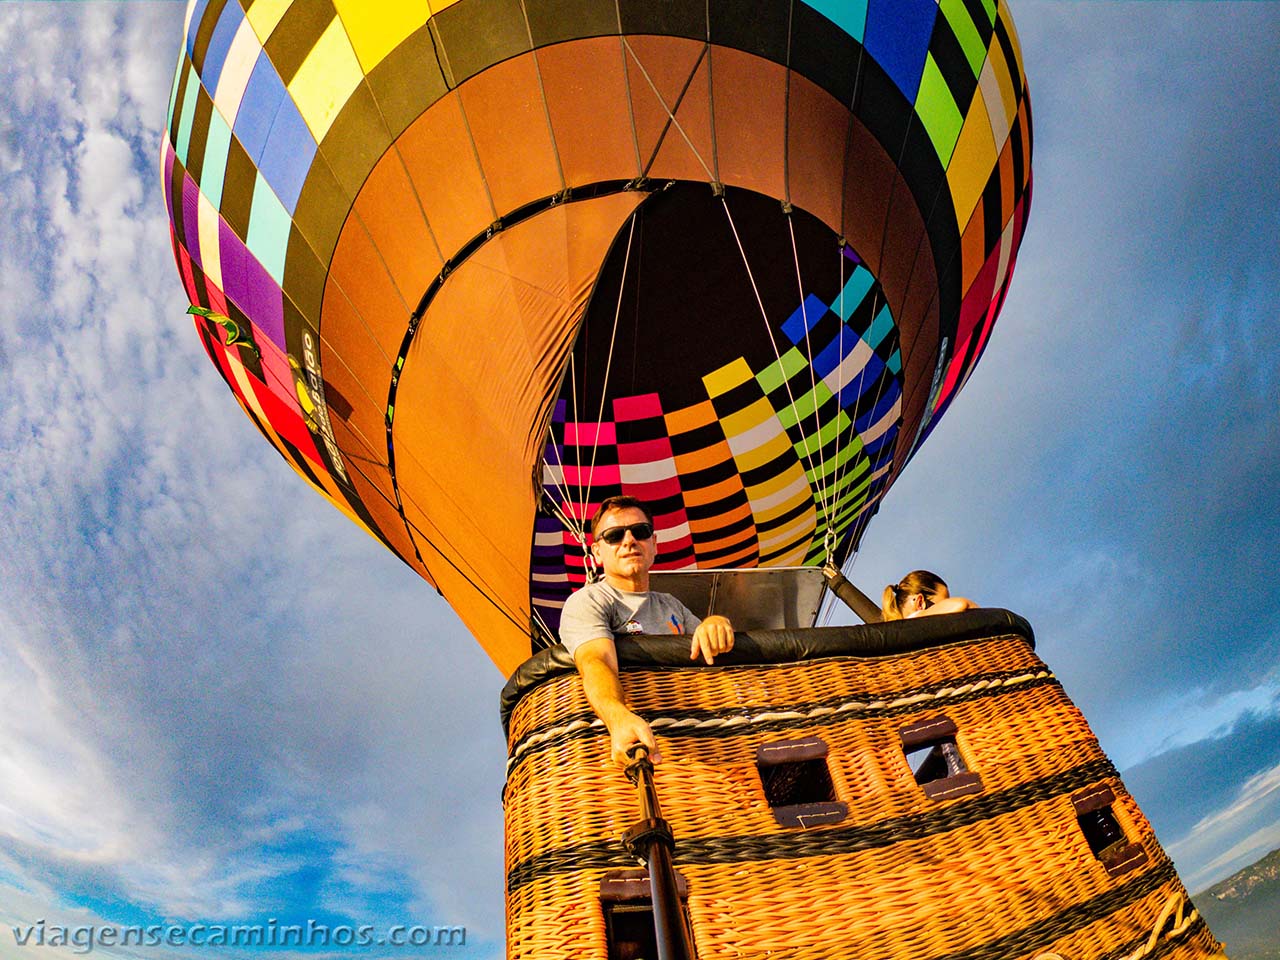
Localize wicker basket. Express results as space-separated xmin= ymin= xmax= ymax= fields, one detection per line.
xmin=501 ymin=611 xmax=1223 ymax=960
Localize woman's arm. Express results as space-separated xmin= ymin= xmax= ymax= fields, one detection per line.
xmin=911 ymin=596 xmax=977 ymax=618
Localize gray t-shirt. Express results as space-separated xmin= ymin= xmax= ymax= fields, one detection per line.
xmin=558 ymin=580 xmax=702 ymax=657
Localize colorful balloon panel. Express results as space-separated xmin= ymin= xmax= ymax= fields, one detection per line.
xmin=164 ymin=0 xmax=1033 ymax=674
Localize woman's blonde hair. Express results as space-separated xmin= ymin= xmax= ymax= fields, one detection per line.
xmin=881 ymin=570 xmax=949 ymax=620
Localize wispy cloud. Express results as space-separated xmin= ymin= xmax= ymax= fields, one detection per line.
xmin=0 ymin=3 xmax=506 ymax=941
xmin=1190 ymin=764 xmax=1280 ymax=842
xmin=1172 ymin=760 xmax=1280 ymax=892
xmin=853 ymin=1 xmax=1280 ymax=890
xmin=3 ymin=1 xmax=1278 ymax=951
xmin=0 ymin=633 xmax=146 ymax=905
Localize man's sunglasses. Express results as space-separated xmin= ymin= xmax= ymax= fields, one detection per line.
xmin=596 ymin=522 xmax=654 ymax=545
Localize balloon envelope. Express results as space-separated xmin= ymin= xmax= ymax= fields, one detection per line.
xmin=163 ymin=0 xmax=1032 ymax=674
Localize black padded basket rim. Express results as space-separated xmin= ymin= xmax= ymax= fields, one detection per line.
xmin=500 ymin=608 xmax=1034 ymax=735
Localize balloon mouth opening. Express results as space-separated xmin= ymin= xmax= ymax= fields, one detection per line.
xmin=531 ymin=182 xmax=902 ymax=638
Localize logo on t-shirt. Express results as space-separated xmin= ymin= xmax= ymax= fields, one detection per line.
xmin=621 ymin=619 xmax=644 ymax=634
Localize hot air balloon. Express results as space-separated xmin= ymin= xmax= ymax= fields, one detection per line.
xmin=163 ymin=0 xmax=1031 ymax=675
xmin=163 ymin=3 xmax=1223 ymax=959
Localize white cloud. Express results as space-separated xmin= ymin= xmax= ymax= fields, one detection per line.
xmin=1 ymin=0 xmax=1276 ymax=950
xmin=0 ymin=2 xmax=505 ymax=933
xmin=1189 ymin=764 xmax=1280 ymax=842
xmin=0 ymin=598 xmax=328 ymax=920
xmin=0 ymin=117 xmax=21 ymax=174
xmin=0 ymin=622 xmax=139 ymax=862
xmin=853 ymin=1 xmax=1280 ymax=894
xmin=1171 ymin=761 xmax=1280 ymax=892
xmin=1131 ymin=683 xmax=1280 ymax=767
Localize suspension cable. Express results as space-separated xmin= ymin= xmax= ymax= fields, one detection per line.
xmin=831 ymin=284 xmax=886 ymax=514
xmin=542 ymin=457 xmax=587 ymax=545
xmin=835 ymin=282 xmax=894 ymax=563
xmin=580 ymin=213 xmax=638 ymax=524
xmin=529 ymin=601 xmax=561 ymax=649
xmin=828 ymin=241 xmax=850 ymax=566
xmin=719 ymin=196 xmax=827 ymax=517
xmin=785 ymin=212 xmax=834 ymax=543
xmin=623 ymin=38 xmax=716 ymax=183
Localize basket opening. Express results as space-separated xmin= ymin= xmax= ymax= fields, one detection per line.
xmin=755 ymin=737 xmax=848 ymax=826
xmin=759 ymin=757 xmax=837 ymax=807
xmin=897 ymin=717 xmax=984 ymax=800
xmin=1070 ymin=785 xmax=1148 ymax=876
xmin=1077 ymin=806 xmax=1127 ymax=859
xmin=603 ymin=902 xmax=660 ymax=960
xmin=905 ymin=738 xmax=967 ymax=786
xmin=599 ymin=871 xmax=693 ymax=960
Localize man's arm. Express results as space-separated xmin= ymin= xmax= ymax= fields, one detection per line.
xmin=574 ymin=637 xmax=661 ymax=765
xmin=689 ymin=614 xmax=734 ymax=664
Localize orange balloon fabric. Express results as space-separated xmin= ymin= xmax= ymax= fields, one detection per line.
xmin=164 ymin=0 xmax=1032 ymax=675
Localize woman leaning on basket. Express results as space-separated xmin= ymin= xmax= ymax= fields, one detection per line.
xmin=882 ymin=571 xmax=977 ymax=621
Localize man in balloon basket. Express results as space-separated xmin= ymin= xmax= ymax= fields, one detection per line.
xmin=558 ymin=496 xmax=735 ymax=765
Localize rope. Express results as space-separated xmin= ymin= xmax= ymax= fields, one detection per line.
xmin=704 ymin=0 xmax=719 ymax=186
xmin=1028 ymin=893 xmax=1213 ymax=960
xmin=529 ymin=605 xmax=559 ymax=651
xmin=828 ymin=241 xmax=849 ymax=568
xmin=786 ymin=213 xmax=834 ymax=540
xmin=821 ymin=275 xmax=893 ymax=622
xmin=538 ymin=478 xmax=596 ymax=588
xmin=624 ymin=38 xmax=716 ymax=182
xmin=719 ymin=197 xmax=827 ymax=524
xmin=1119 ymin=893 xmax=1203 ymax=960
xmin=508 ymin=668 xmax=1052 ymax=772
xmin=567 ymin=346 xmax=585 ymax=526
xmin=832 ymin=280 xmax=889 ymax=540
xmin=538 ymin=213 xmax=639 ymax=587
xmin=815 ymin=242 xmax=855 ymax=623
xmin=541 ymin=484 xmax=586 ymax=549
xmin=542 ymin=432 xmax=581 ymax=534
xmin=580 ymin=213 xmax=637 ymax=525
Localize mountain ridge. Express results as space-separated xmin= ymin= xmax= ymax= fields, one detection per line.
xmin=1195 ymin=848 xmax=1280 ymax=960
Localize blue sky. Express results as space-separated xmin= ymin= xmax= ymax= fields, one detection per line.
xmin=0 ymin=2 xmax=1277 ymax=958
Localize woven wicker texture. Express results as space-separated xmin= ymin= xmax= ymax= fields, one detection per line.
xmin=504 ymin=634 xmax=1224 ymax=960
